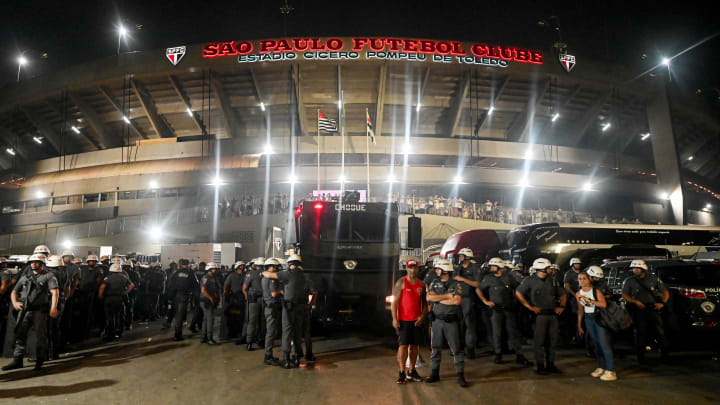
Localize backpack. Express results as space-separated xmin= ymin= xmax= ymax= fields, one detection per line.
xmin=594 ymin=288 xmax=633 ymax=331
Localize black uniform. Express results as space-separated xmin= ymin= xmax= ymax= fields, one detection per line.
xmin=60 ymin=263 xmax=80 ymax=344
xmin=11 ymin=269 xmax=58 ymax=364
xmin=76 ymin=265 xmax=103 ymax=340
xmin=622 ymin=274 xmax=670 ymax=358
xmin=144 ymin=268 xmax=166 ymax=320
xmin=101 ymin=271 xmax=131 ymax=339
xmin=428 ymin=278 xmax=464 ymax=374
xmin=301 ymin=273 xmax=316 ymax=359
xmin=262 ymin=275 xmax=281 ymax=357
xmin=276 ymin=267 xmax=307 ymax=359
xmin=516 ymin=274 xmax=565 ymax=367
xmin=223 ymin=271 xmax=246 ymax=339
xmin=563 ymin=270 xmax=581 ymax=313
xmin=125 ymin=266 xmax=142 ymax=329
xmin=455 ymin=263 xmax=479 ymax=356
xmin=1 ymin=268 xmax=21 ymax=356
xmin=479 ymin=272 xmax=524 ymax=356
xmin=47 ymin=266 xmax=68 ymax=358
xmin=244 ymin=266 xmax=265 ymax=346
xmin=167 ymin=266 xmax=199 ymax=339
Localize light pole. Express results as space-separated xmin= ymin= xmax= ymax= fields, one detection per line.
xmin=117 ymin=25 xmax=127 ymax=55
xmin=16 ymin=55 xmax=27 ymax=83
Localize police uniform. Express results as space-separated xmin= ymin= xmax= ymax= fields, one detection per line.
xmin=11 ymin=269 xmax=59 ymax=366
xmin=301 ymin=273 xmax=316 ymax=361
xmin=125 ymin=266 xmax=141 ymax=329
xmin=262 ymin=275 xmax=281 ymax=359
xmin=276 ymin=266 xmax=307 ymax=365
xmin=479 ymin=273 xmax=524 ymax=358
xmin=622 ymin=273 xmax=670 ymax=358
xmin=144 ymin=268 xmax=166 ymax=321
xmin=455 ymin=262 xmax=479 ymax=357
xmin=200 ymin=272 xmax=221 ymax=343
xmin=167 ymin=265 xmax=199 ymax=340
xmin=101 ymin=271 xmax=131 ymax=339
xmin=76 ymin=265 xmax=103 ymax=340
xmin=0 ymin=267 xmax=21 ymax=356
xmin=563 ymin=270 xmax=581 ymax=313
xmin=510 ymin=269 xmax=525 ymax=284
xmin=516 ymin=274 xmax=565 ymax=369
xmin=223 ymin=271 xmax=246 ymax=340
xmin=47 ymin=265 xmax=68 ymax=358
xmin=244 ymin=266 xmax=265 ymax=348
xmin=428 ymin=278 xmax=464 ymax=375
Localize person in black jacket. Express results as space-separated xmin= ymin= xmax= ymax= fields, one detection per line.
xmin=167 ymin=259 xmax=199 ymax=341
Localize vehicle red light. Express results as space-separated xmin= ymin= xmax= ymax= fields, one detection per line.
xmin=313 ymin=202 xmax=324 ymax=210
xmin=682 ymin=288 xmax=707 ymax=299
xmin=294 ymin=206 xmax=302 ymax=218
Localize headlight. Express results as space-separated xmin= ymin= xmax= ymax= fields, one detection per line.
xmin=343 ymin=260 xmax=357 ymax=270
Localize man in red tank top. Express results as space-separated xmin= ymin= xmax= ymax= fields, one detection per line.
xmin=391 ymin=260 xmax=427 ymax=384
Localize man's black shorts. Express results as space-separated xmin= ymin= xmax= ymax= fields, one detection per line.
xmin=397 ymin=320 xmax=423 ymax=345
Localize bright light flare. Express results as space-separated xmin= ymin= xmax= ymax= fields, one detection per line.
xmin=149 ymin=180 xmax=158 ymax=189
xmin=641 ymin=132 xmax=651 ymax=141
xmin=186 ymin=107 xmax=193 ymax=116
xmin=338 ymin=175 xmax=347 ymax=184
xmin=601 ymin=122 xmax=611 ymax=132
xmin=582 ymin=182 xmax=594 ymax=192
xmin=71 ymin=126 xmax=80 ymax=134
xmin=33 ymin=136 xmax=43 ymax=144
xmin=122 ymin=116 xmax=131 ymax=124
xmin=260 ymin=102 xmax=266 ymax=111
xmin=661 ymin=57 xmax=670 ymax=66
xmin=551 ymin=113 xmax=560 ymax=122
xmin=415 ymin=104 xmax=421 ymax=112
xmin=263 ymin=144 xmax=273 ymax=155
xmin=62 ymin=240 xmax=73 ymax=249
xmin=452 ymin=176 xmax=464 ymax=185
xmin=35 ymin=190 xmax=44 ymax=199
xmin=386 ymin=175 xmax=397 ymax=183
xmin=402 ymin=142 xmax=412 ymax=154
xmin=288 ymin=174 xmax=298 ymax=184
xmin=687 ymin=155 xmax=694 ymax=161
xmin=6 ymin=148 xmax=15 ymax=156
xmin=17 ymin=56 xmax=28 ymax=66
xmin=148 ymin=225 xmax=163 ymax=240
xmin=519 ymin=177 xmax=529 ymax=188
xmin=659 ymin=192 xmax=669 ymax=200
xmin=209 ymin=176 xmax=225 ymax=187
xmin=706 ymin=203 xmax=712 ymax=210
xmin=487 ymin=106 xmax=494 ymax=115
xmin=118 ymin=25 xmax=128 ymax=37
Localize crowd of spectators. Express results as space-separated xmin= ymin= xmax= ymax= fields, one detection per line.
xmin=193 ymin=191 xmax=643 ymax=225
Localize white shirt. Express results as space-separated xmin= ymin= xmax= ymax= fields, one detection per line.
xmin=579 ymin=288 xmax=596 ymax=313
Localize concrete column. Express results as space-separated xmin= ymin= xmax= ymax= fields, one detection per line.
xmin=647 ymin=78 xmax=686 ymax=225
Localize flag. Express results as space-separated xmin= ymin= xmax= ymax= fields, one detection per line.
xmin=366 ymin=110 xmax=376 ymax=144
xmin=318 ymin=110 xmax=337 ymax=133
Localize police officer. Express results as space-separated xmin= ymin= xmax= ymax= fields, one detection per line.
xmin=562 ymin=258 xmax=583 ymax=344
xmin=2 ymin=254 xmax=59 ymax=371
xmin=98 ymin=263 xmax=134 ymax=341
xmin=166 ymin=259 xmax=199 ymax=341
xmin=45 ymin=255 xmax=68 ymax=359
xmin=200 ymin=262 xmax=221 ymax=345
xmin=453 ymin=248 xmax=480 ymax=359
xmin=507 ymin=261 xmax=525 ymax=284
xmin=123 ymin=260 xmax=141 ymax=330
xmin=144 ymin=264 xmax=166 ymax=321
xmin=476 ymin=257 xmax=531 ymax=366
xmin=515 ymin=258 xmax=567 ymax=375
xmin=224 ymin=261 xmax=246 ymax=344
xmin=0 ymin=258 xmax=21 ymax=356
xmin=261 ymin=258 xmax=282 ymax=366
xmin=263 ymin=254 xmax=307 ymax=368
xmin=621 ymin=259 xmax=670 ymax=364
xmin=425 ymin=259 xmax=467 ymax=387
xmin=163 ymin=262 xmax=178 ymax=330
xmin=302 ymin=268 xmax=318 ymax=364
xmin=243 ymin=257 xmax=266 ymax=351
xmin=76 ymin=255 xmax=103 ymax=340
xmin=189 ymin=262 xmax=206 ymax=333
xmin=160 ymin=262 xmax=177 ymax=319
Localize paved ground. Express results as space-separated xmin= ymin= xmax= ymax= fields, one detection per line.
xmin=0 ymin=323 xmax=719 ymax=405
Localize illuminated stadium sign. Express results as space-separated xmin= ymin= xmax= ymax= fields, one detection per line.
xmin=202 ymin=37 xmax=543 ymax=68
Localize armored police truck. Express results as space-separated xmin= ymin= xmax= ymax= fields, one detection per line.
xmin=293 ymin=200 xmax=400 ymax=327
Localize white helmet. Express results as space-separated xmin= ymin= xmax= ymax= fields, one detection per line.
xmin=434 ymin=259 xmax=453 ymax=273
xmin=27 ymin=254 xmax=46 ymax=264
xmin=532 ymin=258 xmax=552 ymax=271
xmin=206 ymin=262 xmax=219 ymax=270
xmin=33 ymin=245 xmax=51 ymax=256
xmin=458 ymin=248 xmax=473 ymax=259
xmin=586 ymin=266 xmax=604 ymax=278
xmin=570 ymin=258 xmax=582 ymax=266
xmin=100 ymin=255 xmax=110 ymax=262
xmin=287 ymin=254 xmax=302 ymax=263
xmin=254 ymin=257 xmax=266 ymax=266
xmin=109 ymin=263 xmax=123 ymax=273
xmin=265 ymin=258 xmax=280 ymax=267
xmin=86 ymin=255 xmax=99 ymax=263
xmin=503 ymin=260 xmax=515 ymax=270
xmin=72 ymin=257 xmax=82 ymax=264
xmin=234 ymin=261 xmax=245 ymax=268
xmin=61 ymin=251 xmax=75 ymax=258
xmin=488 ymin=257 xmax=504 ymax=268
xmin=46 ymin=255 xmax=63 ymax=268
xmin=122 ymin=259 xmax=134 ymax=268
xmin=629 ymin=259 xmax=648 ymax=271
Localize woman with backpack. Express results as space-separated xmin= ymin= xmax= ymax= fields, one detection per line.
xmin=576 ymin=270 xmax=617 ymax=381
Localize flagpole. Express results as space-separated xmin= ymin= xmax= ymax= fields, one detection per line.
xmin=366 ymin=108 xmax=370 ymax=202
xmin=340 ymin=91 xmax=345 ymax=197
xmin=317 ymin=109 xmax=320 ymax=199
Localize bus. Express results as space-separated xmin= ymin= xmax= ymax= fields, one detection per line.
xmin=293 ymin=200 xmax=400 ymax=326
xmin=500 ymin=222 xmax=720 ymax=267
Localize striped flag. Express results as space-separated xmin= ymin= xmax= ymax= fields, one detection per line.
xmin=318 ymin=110 xmax=337 ymax=133
xmin=366 ymin=110 xmax=376 ymax=144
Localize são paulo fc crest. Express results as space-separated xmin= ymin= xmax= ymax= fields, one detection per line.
xmin=559 ymin=53 xmax=576 ymax=72
xmin=166 ymin=46 xmax=186 ymax=66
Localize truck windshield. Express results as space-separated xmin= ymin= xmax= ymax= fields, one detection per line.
xmin=319 ymin=212 xmax=397 ymax=242
xmin=658 ymin=264 xmax=720 ymax=286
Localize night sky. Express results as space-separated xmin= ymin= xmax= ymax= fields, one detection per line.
xmin=1 ymin=1 xmax=718 ymax=104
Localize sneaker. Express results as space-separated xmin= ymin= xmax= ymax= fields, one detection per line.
xmin=396 ymin=371 xmax=407 ymax=384
xmin=591 ymin=368 xmax=605 ymax=378
xmin=408 ymin=369 xmax=423 ymax=382
xmin=600 ymin=371 xmax=617 ymax=381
